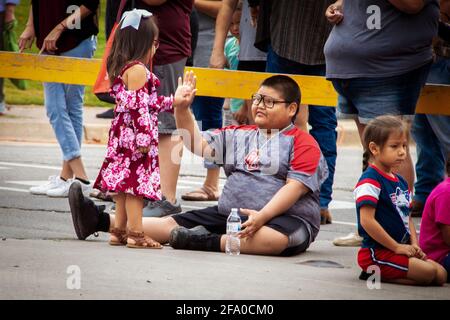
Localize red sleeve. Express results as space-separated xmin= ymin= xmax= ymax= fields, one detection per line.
xmin=285 ymin=128 xmax=321 ymax=175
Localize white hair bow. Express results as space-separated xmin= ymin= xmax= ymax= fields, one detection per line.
xmin=120 ymin=9 xmax=153 ymax=30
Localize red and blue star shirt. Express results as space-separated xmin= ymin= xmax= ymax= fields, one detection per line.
xmin=354 ymin=164 xmax=412 ymax=249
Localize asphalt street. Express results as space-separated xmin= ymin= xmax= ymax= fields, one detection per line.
xmin=1 ymin=141 xmax=449 ymax=300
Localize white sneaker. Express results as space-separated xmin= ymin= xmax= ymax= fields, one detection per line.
xmin=30 ymin=175 xmax=66 ymax=195
xmin=333 ymin=232 xmax=363 ymax=247
xmin=47 ymin=179 xmax=92 ymax=198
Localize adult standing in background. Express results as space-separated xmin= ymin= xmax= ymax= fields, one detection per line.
xmin=252 ymin=0 xmax=337 ymax=225
xmin=19 ymin=0 xmax=99 ymax=197
xmin=0 ymin=0 xmax=20 ymax=116
xmin=324 ymin=0 xmax=439 ymax=246
xmin=210 ymin=0 xmax=266 ymax=125
xmin=410 ymin=0 xmax=450 ymax=217
xmin=177 ymin=0 xmax=224 ymax=204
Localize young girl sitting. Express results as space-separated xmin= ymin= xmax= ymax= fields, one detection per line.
xmin=355 ymin=116 xmax=447 ymax=286
xmin=94 ymin=9 xmax=173 ymax=249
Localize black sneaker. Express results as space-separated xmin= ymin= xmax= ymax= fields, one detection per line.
xmin=143 ymin=198 xmax=182 ymax=217
xmin=69 ymin=182 xmax=103 ymax=240
xmin=96 ymin=108 xmax=115 ymax=119
xmin=169 ymin=226 xmax=220 ymax=252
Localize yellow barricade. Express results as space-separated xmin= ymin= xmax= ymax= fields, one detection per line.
xmin=0 ymin=52 xmax=449 ymax=115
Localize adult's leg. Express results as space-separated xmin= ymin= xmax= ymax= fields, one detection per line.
xmin=159 ymin=134 xmax=183 ymax=204
xmin=152 ymin=58 xmax=187 ymax=206
xmin=411 ymin=115 xmax=445 ymax=204
xmin=184 ymin=96 xmax=224 ymax=200
xmin=62 ymin=37 xmax=97 ymax=180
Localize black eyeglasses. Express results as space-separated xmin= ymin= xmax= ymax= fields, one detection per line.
xmin=251 ymin=93 xmax=290 ymax=109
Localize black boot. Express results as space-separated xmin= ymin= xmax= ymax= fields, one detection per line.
xmin=169 ymin=226 xmax=221 ymax=252
xmin=69 ymin=182 xmax=108 ymax=240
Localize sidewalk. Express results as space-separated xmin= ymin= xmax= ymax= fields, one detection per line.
xmin=0 ymin=105 xmax=362 ymax=146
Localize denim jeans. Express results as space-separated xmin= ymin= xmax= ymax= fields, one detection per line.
xmin=43 ymin=37 xmax=96 ymax=161
xmin=266 ymin=46 xmax=337 ymax=209
xmin=411 ymin=57 xmax=450 ymax=203
xmin=191 ymin=96 xmax=224 ymax=169
xmin=191 ymin=96 xmax=224 ymax=131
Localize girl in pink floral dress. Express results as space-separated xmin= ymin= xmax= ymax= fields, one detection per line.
xmin=94 ymin=9 xmax=171 ymax=249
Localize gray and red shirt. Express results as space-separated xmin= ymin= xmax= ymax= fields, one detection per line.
xmin=203 ymin=124 xmax=329 ymax=240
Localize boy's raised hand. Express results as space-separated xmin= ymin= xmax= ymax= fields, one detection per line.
xmin=174 ymin=71 xmax=197 ymax=110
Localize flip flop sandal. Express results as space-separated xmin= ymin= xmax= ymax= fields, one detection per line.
xmin=181 ymin=186 xmax=219 ymax=201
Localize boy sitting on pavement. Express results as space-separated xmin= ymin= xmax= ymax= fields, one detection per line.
xmin=69 ymin=72 xmax=328 ymax=256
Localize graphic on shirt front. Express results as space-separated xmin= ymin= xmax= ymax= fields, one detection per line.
xmin=244 ymin=150 xmax=260 ymax=172
xmin=390 ymin=187 xmax=410 ymax=233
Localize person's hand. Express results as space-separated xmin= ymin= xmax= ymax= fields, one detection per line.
xmin=18 ymin=25 xmax=36 ymax=53
xmin=325 ymin=2 xmax=344 ymax=25
xmin=138 ymin=146 xmax=150 ymax=154
xmin=250 ymin=6 xmax=259 ymax=27
xmin=395 ymin=244 xmax=418 ymax=258
xmin=233 ymin=107 xmax=248 ymax=124
xmin=39 ymin=24 xmax=65 ymax=54
xmin=209 ymin=49 xmax=227 ymax=69
xmin=239 ymin=209 xmax=265 ymax=239
xmin=174 ymin=71 xmax=197 ymax=110
xmin=412 ymin=244 xmax=427 ymax=260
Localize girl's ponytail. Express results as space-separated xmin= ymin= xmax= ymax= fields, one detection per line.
xmin=362 ymin=149 xmax=370 ymax=172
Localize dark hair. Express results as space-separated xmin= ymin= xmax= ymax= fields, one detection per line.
xmin=362 ymin=116 xmax=408 ymax=171
xmin=107 ymin=15 xmax=159 ymax=83
xmin=260 ymin=75 xmax=301 ymax=122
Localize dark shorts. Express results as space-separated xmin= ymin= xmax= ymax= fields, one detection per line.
xmin=331 ymin=62 xmax=432 ymax=124
xmin=237 ymin=60 xmax=267 ymax=72
xmin=358 ymin=248 xmax=409 ymax=280
xmin=171 ymin=206 xmax=311 ymax=256
xmin=153 ymin=58 xmax=187 ymax=135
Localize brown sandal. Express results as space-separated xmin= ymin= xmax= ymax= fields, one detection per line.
xmin=109 ymin=228 xmax=128 ymax=246
xmin=181 ymin=186 xmax=219 ymax=201
xmin=127 ymin=230 xmax=163 ymax=249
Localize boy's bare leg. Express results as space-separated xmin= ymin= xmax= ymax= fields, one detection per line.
xmin=159 ymin=134 xmax=183 ymax=204
xmin=219 ymin=226 xmax=289 ymax=255
xmin=109 ymin=215 xmax=179 ymax=244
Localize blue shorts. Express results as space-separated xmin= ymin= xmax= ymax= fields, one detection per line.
xmin=331 ymin=62 xmax=432 ymax=124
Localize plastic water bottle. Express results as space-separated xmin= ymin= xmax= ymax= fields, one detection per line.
xmin=225 ymin=208 xmax=241 ymax=256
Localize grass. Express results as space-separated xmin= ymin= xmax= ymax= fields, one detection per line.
xmin=4 ymin=0 xmax=111 ymax=107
